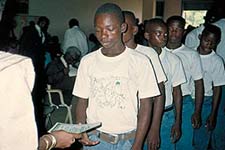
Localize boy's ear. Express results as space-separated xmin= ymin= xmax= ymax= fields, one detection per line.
xmin=133 ymin=26 xmax=138 ymax=35
xmin=144 ymin=32 xmax=150 ymax=40
xmin=121 ymin=23 xmax=127 ymax=33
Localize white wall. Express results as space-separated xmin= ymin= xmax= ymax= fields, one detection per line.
xmin=29 ymin=0 xmax=142 ymax=42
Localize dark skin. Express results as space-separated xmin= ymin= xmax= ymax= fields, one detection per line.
xmin=75 ymin=12 xmax=152 ymax=150
xmin=198 ymin=32 xmax=221 ymax=131
xmin=123 ymin=14 xmax=165 ymax=150
xmin=145 ymin=22 xmax=182 ymax=147
xmin=167 ymin=20 xmax=204 ymax=129
xmin=144 ymin=23 xmax=166 ymax=150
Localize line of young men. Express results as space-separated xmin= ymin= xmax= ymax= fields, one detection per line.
xmin=72 ymin=3 xmax=225 ymax=150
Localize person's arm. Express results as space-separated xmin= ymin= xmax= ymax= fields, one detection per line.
xmin=206 ymin=86 xmax=221 ymax=131
xmin=147 ymin=82 xmax=165 ymax=150
xmin=75 ymin=97 xmax=99 ymax=146
xmin=192 ymin=79 xmax=204 ymax=129
xmin=132 ymin=97 xmax=153 ymax=150
xmin=171 ymin=85 xmax=182 ymax=143
xmin=39 ymin=130 xmax=81 ymax=150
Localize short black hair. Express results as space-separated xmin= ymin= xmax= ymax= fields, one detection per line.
xmin=145 ymin=18 xmax=166 ymax=32
xmin=202 ymin=24 xmax=221 ymax=43
xmin=166 ymin=16 xmax=185 ymax=29
xmin=69 ymin=18 xmax=79 ymax=28
xmin=122 ymin=10 xmax=137 ymax=26
xmin=37 ymin=16 xmax=49 ymax=25
xmin=94 ymin=3 xmax=124 ymax=25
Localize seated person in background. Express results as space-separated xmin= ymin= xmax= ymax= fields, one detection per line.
xmin=46 ymin=46 xmax=81 ymax=105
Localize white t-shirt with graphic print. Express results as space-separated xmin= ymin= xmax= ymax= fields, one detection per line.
xmin=73 ymin=47 xmax=160 ymax=133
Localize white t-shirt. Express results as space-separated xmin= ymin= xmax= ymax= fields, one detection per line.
xmin=200 ymin=51 xmax=225 ymax=96
xmin=159 ymin=48 xmax=186 ymax=107
xmin=135 ymin=44 xmax=167 ymax=83
xmin=73 ymin=47 xmax=160 ymax=133
xmin=185 ymin=19 xmax=225 ymax=62
xmin=165 ymin=44 xmax=203 ymax=96
xmin=62 ymin=26 xmax=89 ymax=57
xmin=185 ymin=24 xmax=204 ymax=50
xmin=0 ymin=52 xmax=38 ymax=150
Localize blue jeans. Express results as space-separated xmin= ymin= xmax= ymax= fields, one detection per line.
xmin=160 ymin=108 xmax=176 ymax=150
xmin=83 ymin=134 xmax=134 ymax=150
xmin=193 ymin=96 xmax=212 ymax=150
xmin=175 ymin=95 xmax=194 ymax=150
xmin=211 ymin=85 xmax=225 ymax=150
xmin=143 ymin=107 xmax=177 ymax=150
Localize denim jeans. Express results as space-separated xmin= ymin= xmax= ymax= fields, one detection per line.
xmin=193 ymin=96 xmax=212 ymax=150
xmin=83 ymin=134 xmax=134 ymax=150
xmin=211 ymin=85 xmax=225 ymax=150
xmin=160 ymin=108 xmax=176 ymax=150
xmin=175 ymin=95 xmax=194 ymax=150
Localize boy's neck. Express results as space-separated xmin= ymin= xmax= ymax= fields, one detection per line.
xmin=197 ymin=46 xmax=212 ymax=55
xmin=166 ymin=42 xmax=182 ymax=50
xmin=152 ymin=46 xmax=162 ymax=55
xmin=101 ymin=44 xmax=126 ymax=57
xmin=125 ymin=40 xmax=137 ymax=49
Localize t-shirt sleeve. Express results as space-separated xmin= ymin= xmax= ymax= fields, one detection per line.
xmin=185 ymin=32 xmax=199 ymax=49
xmin=23 ymin=58 xmax=35 ymax=91
xmin=212 ymin=58 xmax=225 ymax=86
xmin=172 ymin=58 xmax=186 ymax=87
xmin=150 ymin=53 xmax=167 ymax=83
xmin=191 ymin=52 xmax=203 ymax=80
xmin=72 ymin=58 xmax=89 ymax=99
xmin=138 ymin=58 xmax=160 ymax=99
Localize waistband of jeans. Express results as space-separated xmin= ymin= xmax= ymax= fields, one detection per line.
xmin=89 ymin=129 xmax=136 ymax=144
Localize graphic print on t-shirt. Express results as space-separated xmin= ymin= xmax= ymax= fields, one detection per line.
xmin=90 ymin=76 xmax=129 ymax=109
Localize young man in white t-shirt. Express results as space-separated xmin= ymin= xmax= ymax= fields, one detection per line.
xmin=194 ymin=24 xmax=225 ymax=150
xmin=122 ymin=11 xmax=166 ymax=150
xmin=165 ymin=16 xmax=204 ymax=150
xmin=73 ymin=3 xmax=160 ymax=150
xmin=144 ymin=18 xmax=186 ymax=150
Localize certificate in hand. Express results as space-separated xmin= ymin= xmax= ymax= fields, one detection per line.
xmin=48 ymin=122 xmax=102 ymax=133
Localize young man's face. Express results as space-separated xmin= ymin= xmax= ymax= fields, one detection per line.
xmin=167 ymin=21 xmax=184 ymax=44
xmin=146 ymin=24 xmax=168 ymax=48
xmin=123 ymin=14 xmax=137 ymax=44
xmin=94 ymin=13 xmax=124 ymax=50
xmin=199 ymin=32 xmax=218 ymax=54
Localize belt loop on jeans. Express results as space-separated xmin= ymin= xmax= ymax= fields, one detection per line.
xmin=89 ymin=130 xmax=136 ymax=144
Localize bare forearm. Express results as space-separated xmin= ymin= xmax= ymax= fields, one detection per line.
xmin=133 ymin=98 xmax=152 ymax=148
xmin=75 ymin=97 xmax=88 ymax=124
xmin=173 ymin=86 xmax=182 ymax=124
xmin=150 ymin=83 xmax=165 ymax=131
xmin=211 ymin=86 xmax=221 ymax=116
xmin=194 ymin=79 xmax=204 ymax=113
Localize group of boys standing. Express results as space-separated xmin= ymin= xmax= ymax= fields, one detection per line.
xmin=72 ymin=3 xmax=225 ymax=150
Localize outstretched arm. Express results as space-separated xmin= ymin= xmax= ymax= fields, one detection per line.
xmin=75 ymin=97 xmax=99 ymax=146
xmin=39 ymin=131 xmax=81 ymax=150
